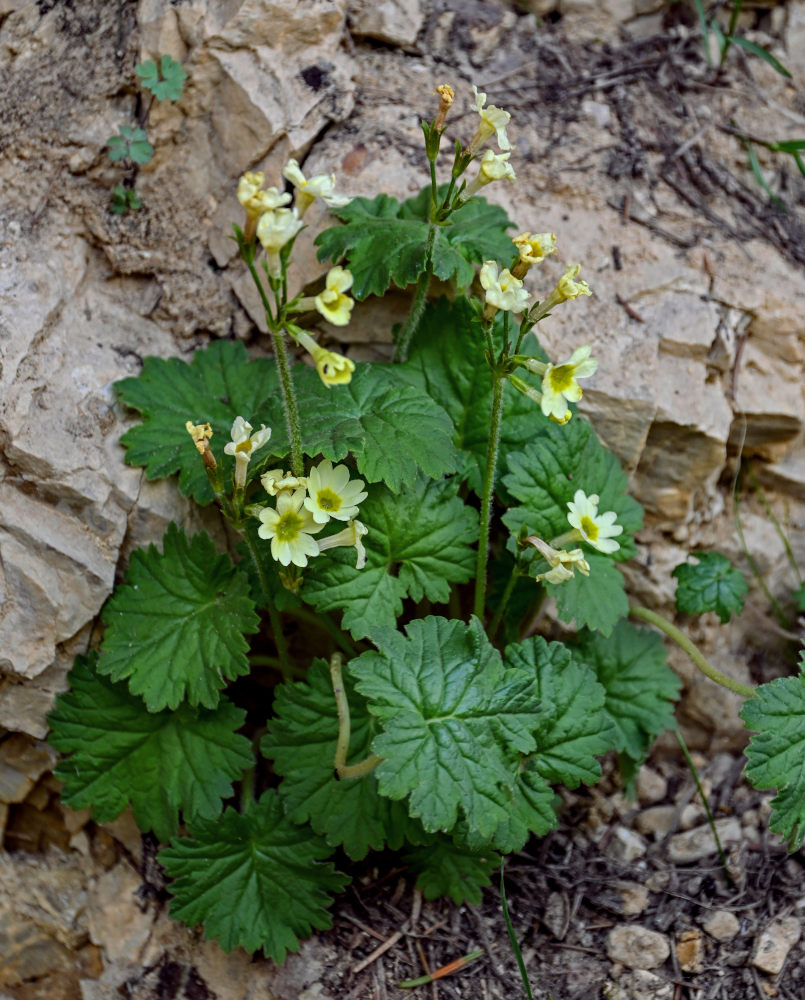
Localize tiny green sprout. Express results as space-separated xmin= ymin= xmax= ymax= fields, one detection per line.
xmin=110 ymin=184 xmax=142 ymax=215
xmin=107 ymin=125 xmax=154 ymax=165
xmin=136 ymin=54 xmax=187 ymax=102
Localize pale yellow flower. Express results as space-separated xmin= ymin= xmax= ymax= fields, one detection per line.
xmin=256 ymin=207 xmax=303 ymax=277
xmin=316 ymin=519 xmax=368 ymax=569
xmin=566 ymin=490 xmax=623 ymax=555
xmin=479 ymin=260 xmax=530 ymax=314
xmin=464 ymin=150 xmax=516 ymax=198
xmin=467 ymin=86 xmax=512 ymax=154
xmin=224 ymin=416 xmax=271 ymax=489
xmin=533 ymin=345 xmax=598 ymax=423
xmin=295 ymin=329 xmax=355 ymax=388
xmin=525 ymin=536 xmax=591 ymax=585
xmin=237 ymin=171 xmax=291 ymax=219
xmin=290 ymin=266 xmax=355 ymax=327
xmin=304 ymin=459 xmax=367 ymax=524
xmin=283 ymin=158 xmax=349 ymax=217
xmin=257 ymin=487 xmax=323 ymax=567
xmin=260 ymin=468 xmax=308 ymax=496
xmin=513 ymin=232 xmax=557 ymax=266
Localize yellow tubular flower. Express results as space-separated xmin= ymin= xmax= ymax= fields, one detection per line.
xmin=315 ymin=266 xmax=354 ymax=326
xmin=185 ymin=420 xmax=213 ymax=454
xmin=224 ymin=416 xmax=271 ymax=489
xmin=531 ymin=345 xmax=598 ymax=424
xmin=530 ymin=264 xmax=592 ymax=323
xmin=479 ymin=260 xmax=530 ymax=314
xmin=463 ymin=150 xmax=516 ymax=198
xmin=256 ymin=207 xmax=303 ymax=277
xmin=513 ymin=232 xmax=557 ymax=266
xmin=467 ymin=85 xmax=512 ymax=154
xmin=260 ymin=469 xmax=308 ymax=496
xmin=283 ymin=158 xmax=350 ymax=218
xmin=316 ymin=519 xmax=368 ymax=569
xmin=295 ymin=329 xmax=355 ymax=388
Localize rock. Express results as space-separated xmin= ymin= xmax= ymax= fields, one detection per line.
xmin=605 ymin=968 xmax=674 ymax=1000
xmin=87 ymin=862 xmax=154 ymax=963
xmin=542 ymin=891 xmax=568 ymax=940
xmin=635 ymin=766 xmax=667 ymax=805
xmin=752 ymin=916 xmax=802 ymax=976
xmin=667 ymin=819 xmax=741 ymax=863
xmin=617 ymin=882 xmax=651 ymax=917
xmin=635 ymin=806 xmax=676 ymax=838
xmin=607 ymin=924 xmax=670 ymax=970
xmin=0 ymin=734 xmax=57 ymax=803
xmin=348 ymin=0 xmax=425 ymax=47
xmin=606 ymin=826 xmax=649 ymax=863
xmin=675 ymin=928 xmax=704 ymax=973
xmin=702 ymin=909 xmax=741 ymax=941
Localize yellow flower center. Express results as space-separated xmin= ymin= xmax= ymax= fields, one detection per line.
xmin=276 ymin=511 xmax=303 ymax=541
xmin=316 ymin=488 xmax=342 ymax=513
xmin=549 ymin=364 xmax=575 ymax=394
xmin=580 ymin=515 xmax=598 ymax=541
xmin=235 ymin=439 xmax=252 ymax=454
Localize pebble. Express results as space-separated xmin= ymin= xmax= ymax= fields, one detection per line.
xmin=702 ymin=909 xmax=740 ymax=941
xmin=666 ymin=818 xmax=741 ymax=863
xmin=617 ymin=881 xmax=651 ymax=916
xmin=752 ymin=916 xmax=802 ymax=975
xmin=635 ymin=766 xmax=667 ymax=805
xmin=606 ymin=826 xmax=648 ymax=863
xmin=605 ymin=969 xmax=673 ymax=999
xmin=675 ymin=927 xmax=704 ymax=972
xmin=607 ymin=925 xmax=671 ymax=970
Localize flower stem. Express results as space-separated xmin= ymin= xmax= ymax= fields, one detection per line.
xmin=474 ymin=371 xmax=505 ymax=621
xmin=246 ymin=260 xmax=304 ymax=476
xmin=241 ymin=528 xmax=292 ymax=679
xmin=629 ymin=605 xmax=755 ymax=699
xmin=489 ymin=565 xmax=518 ymax=641
xmin=330 ymin=653 xmax=382 ymax=780
xmin=393 ymin=223 xmax=437 ymax=363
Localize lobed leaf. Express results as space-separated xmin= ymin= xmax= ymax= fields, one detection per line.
xmin=302 ymin=476 xmax=477 ymax=639
xmin=116 ymin=340 xmax=288 ymax=504
xmin=261 ymin=660 xmax=416 ymax=860
xmin=572 ymin=620 xmax=681 ymax=764
xmin=672 ymin=552 xmax=748 ymax=623
xmin=402 ymin=834 xmax=500 ymax=905
xmin=137 ymin=54 xmax=188 ymax=101
xmin=48 ymin=654 xmax=252 ymax=842
xmin=350 ymin=616 xmax=541 ymax=839
xmin=741 ymin=673 xmax=805 ymax=851
xmin=98 ymin=523 xmax=258 ymax=712
xmin=160 ymin=791 xmax=348 ymax=958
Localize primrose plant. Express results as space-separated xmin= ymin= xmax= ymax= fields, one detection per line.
xmin=49 ymin=83 xmax=805 ymax=962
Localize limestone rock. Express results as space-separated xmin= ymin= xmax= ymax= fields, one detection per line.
xmin=702 ymin=909 xmax=740 ymax=941
xmin=605 ymin=968 xmax=674 ymax=1000
xmin=87 ymin=862 xmax=154 ymax=963
xmin=348 ymin=0 xmax=425 ymax=47
xmin=635 ymin=766 xmax=667 ymax=805
xmin=605 ymin=826 xmax=648 ymax=863
xmin=0 ymin=734 xmax=57 ymax=803
xmin=607 ymin=924 xmax=670 ymax=970
xmin=752 ymin=916 xmax=802 ymax=976
xmin=666 ymin=818 xmax=741 ymax=863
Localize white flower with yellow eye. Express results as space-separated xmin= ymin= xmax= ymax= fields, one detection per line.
xmin=479 ymin=261 xmax=530 ymax=313
xmin=528 ymin=345 xmax=598 ymax=423
xmin=464 ymin=151 xmax=516 ymax=198
xmin=304 ymin=460 xmax=367 ymax=524
xmin=467 ymin=86 xmax=512 ymax=154
xmin=316 ymin=519 xmax=368 ymax=569
xmin=513 ymin=232 xmax=557 ymax=266
xmin=283 ymin=158 xmax=350 ymax=217
xmin=257 ymin=487 xmax=323 ymax=567
xmin=292 ymin=268 xmax=355 ymax=327
xmin=566 ymin=490 xmax=623 ymax=555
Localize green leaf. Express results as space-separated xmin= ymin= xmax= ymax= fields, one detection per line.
xmin=261 ymin=659 xmax=415 ymax=860
xmin=573 ymin=620 xmax=680 ymax=764
xmin=794 ymin=582 xmax=805 ymax=614
xmin=136 ymin=54 xmax=188 ymax=100
xmin=399 ymin=298 xmax=552 ymax=494
xmin=350 ymin=616 xmax=542 ymax=839
xmin=315 ymin=188 xmax=514 ymax=300
xmin=98 ymin=524 xmax=258 ymax=712
xmin=744 ymin=140 xmax=785 ymax=210
xmin=108 ymin=126 xmax=153 ymax=164
xmin=159 ymin=791 xmax=348 ymax=958
xmin=116 ymin=340 xmax=287 ymax=504
xmin=302 ymin=476 xmax=478 ymax=639
xmin=503 ymin=418 xmax=643 ymax=634
xmin=725 ymin=35 xmax=791 ymax=78
xmin=48 ymin=654 xmax=252 ymax=842
xmin=294 ymin=363 xmax=457 ymax=491
xmin=672 ymin=552 xmax=748 ymax=623
xmin=402 ymin=834 xmax=500 ymax=904
xmin=741 ymin=674 xmax=805 ymax=851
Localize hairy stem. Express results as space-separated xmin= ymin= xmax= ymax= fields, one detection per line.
xmin=271 ymin=328 xmax=304 ymax=478
xmin=241 ymin=529 xmax=292 ymax=679
xmin=629 ymin=605 xmax=755 ymax=699
xmin=474 ymin=371 xmax=505 ymax=620
xmin=330 ymin=654 xmax=382 ymax=780
xmin=393 ymin=265 xmax=432 ymax=363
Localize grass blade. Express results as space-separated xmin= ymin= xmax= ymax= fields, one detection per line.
xmin=691 ymin=0 xmax=713 ymax=67
xmin=744 ymin=140 xmax=785 ymax=209
xmin=500 ymin=863 xmax=534 ymax=1000
xmin=726 ymin=34 xmax=792 ymax=78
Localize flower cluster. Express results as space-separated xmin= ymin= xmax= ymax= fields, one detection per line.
xmin=257 ymin=459 xmax=368 ymax=569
